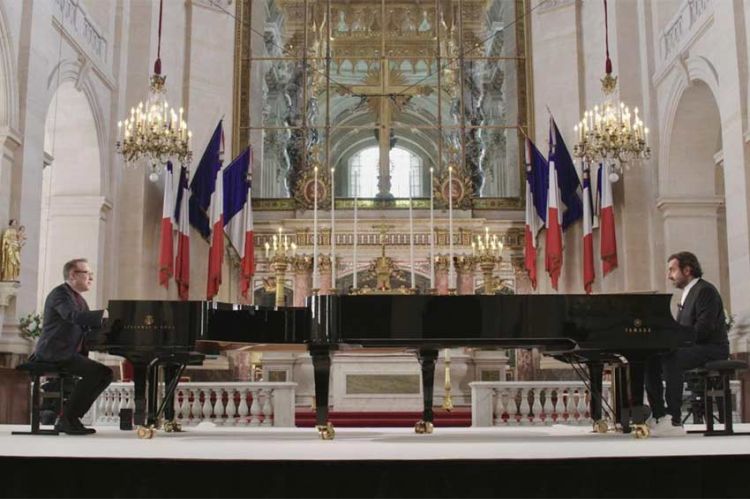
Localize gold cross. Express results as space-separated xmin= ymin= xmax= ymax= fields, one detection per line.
xmin=341 ymin=64 xmax=432 ymax=197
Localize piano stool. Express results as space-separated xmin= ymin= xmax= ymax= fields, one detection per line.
xmin=11 ymin=361 xmax=69 ymax=436
xmin=686 ymin=359 xmax=749 ymax=436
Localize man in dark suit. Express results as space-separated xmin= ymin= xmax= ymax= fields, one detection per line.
xmin=645 ymin=251 xmax=729 ymax=436
xmin=32 ymin=258 xmax=112 ymax=435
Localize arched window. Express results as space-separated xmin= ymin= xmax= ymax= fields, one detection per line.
xmin=348 ymin=146 xmax=422 ymax=198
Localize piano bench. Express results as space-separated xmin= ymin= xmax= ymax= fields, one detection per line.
xmin=12 ymin=361 xmax=69 ymax=436
xmin=688 ymin=360 xmax=749 ymax=437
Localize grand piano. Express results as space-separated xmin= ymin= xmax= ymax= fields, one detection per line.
xmin=88 ymin=300 xmax=308 ymax=435
xmin=93 ymin=294 xmax=693 ymax=438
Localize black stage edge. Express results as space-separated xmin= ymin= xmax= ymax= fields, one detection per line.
xmin=3 ymin=455 xmax=750 ymax=498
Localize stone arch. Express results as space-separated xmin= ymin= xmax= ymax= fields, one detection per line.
xmin=658 ymin=60 xmax=728 ymax=298
xmin=38 ymin=79 xmax=109 ymax=309
xmin=45 ymin=58 xmax=110 ymax=195
xmin=659 ymin=56 xmax=721 ymax=194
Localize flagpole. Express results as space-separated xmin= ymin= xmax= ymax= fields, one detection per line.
xmin=313 ymin=166 xmax=319 ymax=291
xmin=331 ymin=167 xmax=336 ymax=291
xmin=448 ymin=166 xmax=454 ymax=290
xmin=353 ymin=171 xmax=358 ymax=290
xmin=429 ymin=167 xmax=435 ymax=289
xmin=409 ymin=166 xmax=415 ymax=289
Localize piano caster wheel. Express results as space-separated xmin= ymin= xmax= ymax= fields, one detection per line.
xmin=593 ymin=420 xmax=609 ymax=434
xmin=136 ymin=426 xmax=155 ymax=439
xmin=316 ymin=423 xmax=335 ymax=440
xmin=632 ymin=424 xmax=650 ymax=439
xmin=414 ymin=420 xmax=434 ymax=434
xmin=163 ymin=420 xmax=182 ymax=433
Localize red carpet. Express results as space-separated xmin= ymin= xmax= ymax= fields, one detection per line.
xmin=294 ymin=409 xmax=472 ymax=427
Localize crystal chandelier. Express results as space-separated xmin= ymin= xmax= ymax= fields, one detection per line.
xmin=116 ymin=0 xmax=192 ymax=181
xmin=573 ymin=0 xmax=650 ymax=182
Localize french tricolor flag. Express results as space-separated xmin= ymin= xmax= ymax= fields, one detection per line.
xmin=188 ymin=121 xmax=224 ymax=299
xmin=582 ymin=162 xmax=595 ymax=293
xmin=545 ymin=124 xmax=563 ymax=290
xmin=158 ymin=161 xmax=176 ymax=288
xmin=524 ymin=138 xmax=547 ymax=290
xmin=598 ymin=163 xmax=618 ymax=276
xmin=174 ymin=164 xmax=190 ymax=300
xmin=207 ymin=164 xmax=224 ymax=300
xmin=223 ymin=147 xmax=255 ymax=300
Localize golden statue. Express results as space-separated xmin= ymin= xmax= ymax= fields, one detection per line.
xmin=0 ymin=219 xmax=25 ymax=282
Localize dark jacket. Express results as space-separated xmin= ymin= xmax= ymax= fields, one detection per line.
xmin=33 ymin=283 xmax=104 ymax=361
xmin=678 ymin=278 xmax=728 ymax=346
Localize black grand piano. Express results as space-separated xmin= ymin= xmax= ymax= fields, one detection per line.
xmin=92 ymin=294 xmax=692 ymax=438
xmin=88 ymin=300 xmax=308 ymax=435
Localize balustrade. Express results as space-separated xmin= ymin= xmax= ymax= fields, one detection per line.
xmin=471 ymin=380 xmax=741 ymax=427
xmin=86 ymin=382 xmax=296 ymax=427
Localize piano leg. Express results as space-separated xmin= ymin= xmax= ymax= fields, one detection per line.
xmin=416 ymin=348 xmax=438 ymax=434
xmin=613 ymin=361 xmax=651 ymax=437
xmin=613 ymin=365 xmax=630 ymax=432
xmin=588 ymin=362 xmax=607 ymax=432
xmin=132 ymin=362 xmax=148 ymax=427
xmin=162 ymin=363 xmax=179 ymax=422
xmin=147 ymin=361 xmax=160 ymax=427
xmin=309 ymin=345 xmax=335 ymax=440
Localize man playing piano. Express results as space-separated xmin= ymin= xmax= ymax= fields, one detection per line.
xmin=645 ymin=251 xmax=730 ymax=436
xmin=31 ymin=258 xmax=112 ymax=435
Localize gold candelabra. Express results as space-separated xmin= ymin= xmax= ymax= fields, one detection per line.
xmin=472 ymin=228 xmax=503 ymax=295
xmin=264 ymin=228 xmax=297 ymax=307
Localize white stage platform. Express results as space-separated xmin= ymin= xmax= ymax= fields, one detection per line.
xmin=3 ymin=423 xmax=750 ymax=461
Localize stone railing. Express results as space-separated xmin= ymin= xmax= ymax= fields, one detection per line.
xmin=470 ymin=380 xmax=741 ymax=426
xmin=87 ymin=382 xmax=297 ymax=427
xmin=659 ymin=0 xmax=713 ymax=69
xmin=52 ymin=0 xmax=108 ymax=63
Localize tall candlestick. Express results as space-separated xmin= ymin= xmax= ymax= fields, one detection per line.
xmin=330 ymin=167 xmax=336 ymax=291
xmin=448 ymin=166 xmax=454 ymax=289
xmin=353 ymin=170 xmax=359 ymax=290
xmin=429 ymin=167 xmax=435 ymax=289
xmin=313 ymin=166 xmax=319 ymax=290
xmin=409 ymin=166 xmax=415 ymax=289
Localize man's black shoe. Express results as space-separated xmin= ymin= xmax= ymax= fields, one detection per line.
xmin=54 ymin=416 xmax=96 ymax=435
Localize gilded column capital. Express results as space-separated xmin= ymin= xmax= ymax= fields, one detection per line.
xmin=293 ymin=255 xmax=313 ymax=273
xmin=434 ymin=255 xmax=451 ymax=272
xmin=317 ymin=254 xmax=332 ymax=272
xmin=454 ymin=255 xmax=477 ymax=273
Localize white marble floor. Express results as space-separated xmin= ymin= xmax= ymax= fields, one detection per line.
xmin=2 ymin=423 xmax=750 ymax=461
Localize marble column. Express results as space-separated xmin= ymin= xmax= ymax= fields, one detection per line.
xmin=511 ymin=255 xmax=539 ymax=380
xmin=435 ymin=255 xmax=450 ymax=295
xmin=317 ymin=254 xmax=333 ymax=295
xmin=292 ymin=256 xmax=313 ymax=307
xmin=454 ymin=256 xmax=477 ymax=295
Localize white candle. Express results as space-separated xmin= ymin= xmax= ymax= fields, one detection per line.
xmin=331 ymin=167 xmax=336 ymax=290
xmin=448 ymin=166 xmax=454 ymax=289
xmin=353 ymin=170 xmax=358 ymax=290
xmin=429 ymin=167 xmax=435 ymax=289
xmin=409 ymin=166 xmax=415 ymax=289
xmin=313 ymin=166 xmax=319 ymax=290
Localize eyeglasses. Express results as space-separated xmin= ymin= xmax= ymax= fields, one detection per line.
xmin=74 ymin=270 xmax=94 ymax=277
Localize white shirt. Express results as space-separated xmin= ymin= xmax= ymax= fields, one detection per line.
xmin=680 ymin=277 xmax=701 ymax=307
